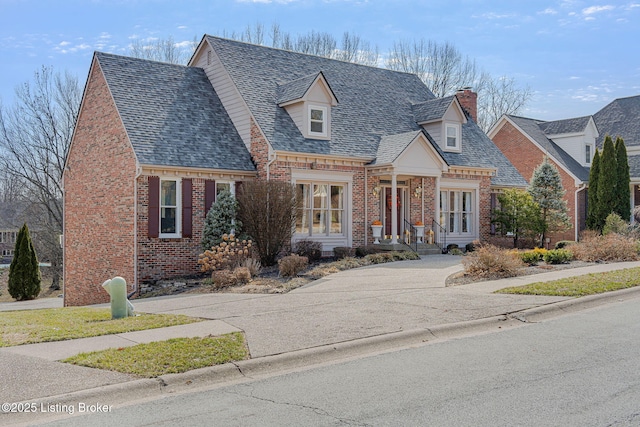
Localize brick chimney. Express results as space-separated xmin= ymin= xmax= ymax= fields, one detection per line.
xmin=456 ymin=88 xmax=478 ymax=123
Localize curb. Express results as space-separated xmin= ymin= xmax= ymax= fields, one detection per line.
xmin=6 ymin=285 xmax=640 ymax=426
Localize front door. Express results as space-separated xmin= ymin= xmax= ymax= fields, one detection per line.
xmin=384 ymin=187 xmax=404 ymax=238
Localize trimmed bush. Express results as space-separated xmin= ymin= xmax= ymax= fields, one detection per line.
xmin=333 ymin=246 xmax=355 ymax=259
xmin=278 ymin=254 xmax=309 ymax=277
xmin=8 ymin=223 xmax=41 ymax=301
xmin=543 ymin=249 xmax=573 ymax=264
xmin=232 ymin=267 xmax=252 ymax=284
xmin=446 ymin=243 xmax=459 ymax=253
xmin=520 ymin=250 xmax=541 ymax=266
xmin=294 ymin=239 xmax=323 ymax=262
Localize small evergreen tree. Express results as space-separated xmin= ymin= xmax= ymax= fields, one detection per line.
xmin=586 ymin=148 xmax=600 ymax=230
xmin=528 ymin=158 xmax=571 ymax=247
xmin=596 ymin=135 xmax=617 ymax=230
xmin=614 ymin=136 xmax=630 ymax=220
xmin=492 ymin=189 xmax=541 ymax=248
xmin=8 ymin=223 xmax=41 ymax=301
xmin=201 ymin=189 xmax=241 ymax=252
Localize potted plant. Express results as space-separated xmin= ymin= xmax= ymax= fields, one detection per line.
xmin=371 ymin=220 xmax=383 ymax=244
xmin=414 ymin=221 xmax=425 ymax=243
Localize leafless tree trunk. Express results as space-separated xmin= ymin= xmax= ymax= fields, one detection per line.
xmin=477 ymin=75 xmax=532 ymax=131
xmin=0 ymin=66 xmax=81 ymax=289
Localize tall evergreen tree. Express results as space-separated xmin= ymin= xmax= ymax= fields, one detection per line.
xmin=586 ymin=148 xmax=601 ymax=230
xmin=614 ymin=136 xmax=630 ymax=220
xmin=596 ymin=135 xmax=617 ymax=230
xmin=8 ymin=223 xmax=41 ymax=301
xmin=528 ymin=158 xmax=571 ymax=247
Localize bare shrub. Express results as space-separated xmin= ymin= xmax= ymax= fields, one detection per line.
xmin=236 ymin=181 xmax=300 ymax=266
xmin=233 ymin=267 xmax=252 ymax=284
xmin=571 ymin=233 xmax=638 ymax=262
xmin=278 ymin=254 xmax=309 ymax=277
xmin=210 ymin=270 xmax=237 ymax=289
xmin=462 ymin=244 xmax=525 ymax=279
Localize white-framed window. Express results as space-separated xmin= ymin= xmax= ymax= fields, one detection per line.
xmin=160 ymin=178 xmax=181 ymax=238
xmin=296 ymin=182 xmax=345 ymax=236
xmin=440 ymin=190 xmax=473 ymax=234
xmin=0 ymin=231 xmax=17 ymax=244
xmin=308 ymin=105 xmax=328 ymax=138
xmin=444 ymin=123 xmax=461 ymax=151
xmin=216 ymin=181 xmax=235 ymax=196
xmin=585 ymin=144 xmax=592 ymax=164
xmin=2 ymin=249 xmax=14 ymax=257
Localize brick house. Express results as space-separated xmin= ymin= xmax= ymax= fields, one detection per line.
xmin=63 ymin=36 xmax=526 ymax=306
xmin=489 ymin=94 xmax=640 ymax=244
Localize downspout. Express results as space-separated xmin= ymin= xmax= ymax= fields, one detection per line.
xmin=265 ymin=147 xmax=276 ymax=181
xmin=130 ymin=164 xmax=142 ymax=299
xmin=364 ymin=167 xmax=368 ymax=246
xmin=575 ymin=183 xmax=586 ymax=241
xmin=421 ymin=177 xmax=425 ymax=225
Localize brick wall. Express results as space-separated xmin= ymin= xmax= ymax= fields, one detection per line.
xmin=63 ymin=61 xmax=137 ymax=306
xmin=136 ymin=176 xmax=206 ymax=284
xmin=492 ymin=121 xmax=579 ymax=245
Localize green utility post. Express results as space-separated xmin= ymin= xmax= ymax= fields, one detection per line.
xmin=102 ymin=277 xmax=134 ymax=319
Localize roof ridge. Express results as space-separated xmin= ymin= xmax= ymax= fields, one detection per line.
xmin=95 ymin=51 xmax=190 ymax=69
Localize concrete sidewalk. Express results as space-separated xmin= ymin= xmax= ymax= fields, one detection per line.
xmin=2 ymin=256 xmax=640 ymax=425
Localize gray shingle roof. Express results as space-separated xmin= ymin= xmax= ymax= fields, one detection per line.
xmin=206 ymin=36 xmax=525 ymax=186
xmin=594 ymin=95 xmax=640 ymax=148
xmin=276 ymin=72 xmax=337 ymax=105
xmin=373 ymin=131 xmax=443 ymax=165
xmin=538 ymin=116 xmax=591 ymax=135
xmin=95 ymin=52 xmax=255 ymax=172
xmin=412 ymin=96 xmax=457 ymax=123
xmin=507 ymin=115 xmax=590 ymax=182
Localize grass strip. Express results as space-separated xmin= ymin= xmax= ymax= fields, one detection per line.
xmin=63 ymin=332 xmax=248 ymax=377
xmin=0 ymin=308 xmax=201 ymax=347
xmin=495 ymin=267 xmax=640 ymax=297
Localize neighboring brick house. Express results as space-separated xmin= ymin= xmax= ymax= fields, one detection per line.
xmin=490 ymin=94 xmax=640 ymax=245
xmin=63 ymin=35 xmax=526 ymax=306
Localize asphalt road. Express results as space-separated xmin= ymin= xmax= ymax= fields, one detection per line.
xmin=37 ymin=295 xmax=640 ymax=427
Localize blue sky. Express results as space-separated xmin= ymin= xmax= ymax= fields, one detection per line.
xmin=1 ymin=0 xmax=638 ymax=121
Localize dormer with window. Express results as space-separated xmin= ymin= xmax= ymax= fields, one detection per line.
xmin=539 ymin=116 xmax=599 ymax=167
xmin=412 ymin=95 xmax=467 ymax=153
xmin=277 ymin=72 xmax=338 ymax=140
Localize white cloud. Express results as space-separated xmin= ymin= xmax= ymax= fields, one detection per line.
xmin=538 ymin=8 xmax=558 ymax=15
xmin=582 ymin=5 xmax=615 ymax=15
xmin=174 ymin=40 xmax=193 ymax=48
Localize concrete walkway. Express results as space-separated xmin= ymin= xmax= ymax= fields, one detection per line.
xmin=2 ymin=256 xmax=640 ymax=426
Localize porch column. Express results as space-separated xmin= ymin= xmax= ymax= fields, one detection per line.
xmin=391 ymin=173 xmax=398 ymax=244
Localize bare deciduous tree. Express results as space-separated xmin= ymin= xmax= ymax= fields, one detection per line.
xmin=386 ymin=38 xmax=530 ymax=131
xmin=0 ymin=66 xmax=81 ymax=289
xmin=129 ymin=35 xmax=198 ymax=65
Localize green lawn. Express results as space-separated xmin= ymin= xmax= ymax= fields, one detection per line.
xmin=495 ymin=267 xmax=640 ymax=297
xmin=63 ymin=333 xmax=248 ymax=377
xmin=0 ymin=307 xmax=201 ymax=347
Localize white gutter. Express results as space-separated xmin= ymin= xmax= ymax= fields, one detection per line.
xmin=575 ymin=184 xmax=586 ymax=241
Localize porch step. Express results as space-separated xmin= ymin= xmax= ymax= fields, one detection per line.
xmin=376 ymin=242 xmax=443 ymax=256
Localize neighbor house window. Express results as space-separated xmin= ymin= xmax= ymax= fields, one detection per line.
xmin=445 ymin=123 xmax=460 ymax=151
xmin=440 ymin=190 xmax=473 ymax=233
xmin=2 ymin=249 xmax=13 ymax=257
xmin=0 ymin=231 xmax=17 ymax=244
xmin=309 ymin=105 xmax=328 ymax=137
xmin=160 ymin=178 xmax=180 ymax=237
xmin=296 ymin=182 xmax=345 ymax=236
xmin=585 ymin=144 xmax=592 ymax=164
